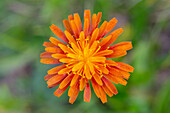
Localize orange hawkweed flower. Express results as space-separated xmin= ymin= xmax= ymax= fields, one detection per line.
xmin=40 ymin=10 xmax=134 ymax=104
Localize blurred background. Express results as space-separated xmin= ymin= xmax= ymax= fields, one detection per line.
xmin=0 ymin=0 xmax=170 ymax=113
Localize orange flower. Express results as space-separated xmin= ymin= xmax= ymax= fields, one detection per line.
xmin=40 ymin=10 xmax=134 ymax=104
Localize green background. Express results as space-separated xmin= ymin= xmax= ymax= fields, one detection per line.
xmin=0 ymin=0 xmax=170 ymax=113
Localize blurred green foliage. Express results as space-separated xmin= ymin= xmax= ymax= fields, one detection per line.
xmin=0 ymin=0 xmax=170 ymax=113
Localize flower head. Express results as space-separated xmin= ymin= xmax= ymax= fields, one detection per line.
xmin=40 ymin=10 xmax=134 ymax=104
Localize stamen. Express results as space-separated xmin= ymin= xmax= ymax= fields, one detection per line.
xmin=85 ymin=38 xmax=89 ymax=45
xmin=92 ymin=46 xmax=101 ymax=56
xmin=76 ymin=41 xmax=81 ymax=50
xmin=70 ymin=47 xmax=77 ymax=54
xmin=71 ymin=59 xmax=75 ymax=61
xmin=107 ymin=65 xmax=111 ymax=68
xmin=99 ymin=70 xmax=102 ymax=74
xmin=67 ymin=45 xmax=70 ymax=48
xmin=100 ymin=74 xmax=103 ymax=78
xmin=76 ymin=39 xmax=80 ymax=41
xmin=96 ymin=46 xmax=101 ymax=52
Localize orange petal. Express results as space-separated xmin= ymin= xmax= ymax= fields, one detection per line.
xmin=52 ymin=53 xmax=67 ymax=59
xmin=69 ymin=83 xmax=79 ymax=104
xmin=98 ymin=21 xmax=108 ymax=40
xmin=90 ymin=57 xmax=106 ymax=63
xmin=110 ymin=67 xmax=130 ymax=80
xmin=91 ymin=78 xmax=101 ymax=98
xmin=109 ymin=67 xmax=123 ymax=77
xmin=68 ymin=15 xmax=74 ymax=22
xmin=103 ymin=17 xmax=118 ymax=36
xmin=89 ymin=41 xmax=98 ymax=55
xmin=79 ymin=31 xmax=85 ymax=48
xmin=74 ymin=13 xmax=82 ymax=32
xmin=90 ymin=13 xmax=97 ymax=33
xmin=59 ymin=73 xmax=73 ymax=89
xmin=69 ymin=91 xmax=79 ymax=104
xmin=113 ymin=76 xmax=127 ymax=86
xmin=106 ymin=50 xmax=127 ymax=58
xmin=48 ymin=81 xmax=62 ymax=89
xmin=89 ymin=28 xmax=99 ymax=46
xmin=103 ymin=74 xmax=119 ymax=84
xmin=84 ymin=10 xmax=91 ymax=25
xmin=45 ymin=47 xmax=63 ymax=53
xmin=44 ymin=74 xmax=56 ymax=81
xmin=72 ymin=62 xmax=84 ymax=72
xmin=50 ymin=24 xmax=68 ymax=43
xmin=59 ymin=58 xmax=75 ymax=63
xmin=95 ymin=12 xmax=102 ymax=29
xmin=115 ymin=62 xmax=134 ymax=72
xmin=68 ymin=87 xmax=73 ymax=97
xmin=47 ymin=64 xmax=66 ymax=74
xmin=66 ymin=53 xmax=78 ymax=59
xmin=118 ymin=69 xmax=131 ymax=80
xmin=84 ymin=81 xmax=91 ymax=102
xmin=87 ymin=62 xmax=95 ymax=75
xmin=58 ymin=67 xmax=72 ymax=75
xmin=58 ymin=44 xmax=73 ymax=53
xmin=68 ymin=83 xmax=77 ymax=97
xmin=92 ymin=73 xmax=103 ymax=86
xmin=43 ymin=42 xmax=56 ymax=47
xmin=49 ymin=37 xmax=65 ymax=46
xmin=40 ymin=52 xmax=52 ymax=58
xmin=102 ymin=83 xmax=113 ymax=97
xmin=99 ymin=86 xmax=107 ymax=103
xmin=98 ymin=35 xmax=112 ymax=47
xmin=96 ymin=64 xmax=109 ymax=74
xmin=83 ymin=18 xmax=90 ymax=37
xmin=54 ymin=83 xmax=70 ymax=97
xmin=102 ymin=77 xmax=118 ymax=95
xmin=109 ymin=41 xmax=133 ymax=51
xmin=79 ymin=77 xmax=86 ymax=91
xmin=70 ymin=42 xmax=80 ymax=53
xmin=40 ymin=58 xmax=60 ymax=64
xmin=47 ymin=74 xmax=67 ymax=87
xmin=84 ymin=63 xmax=92 ymax=79
xmin=95 ymin=50 xmax=113 ymax=56
xmin=101 ymin=28 xmax=123 ymax=50
xmin=110 ymin=28 xmax=124 ymax=39
xmin=70 ymin=74 xmax=79 ymax=86
xmin=64 ymin=30 xmax=77 ymax=45
xmin=70 ymin=20 xmax=79 ymax=38
xmin=106 ymin=73 xmax=127 ymax=85
xmin=106 ymin=60 xmax=118 ymax=66
xmin=63 ymin=19 xmax=73 ymax=35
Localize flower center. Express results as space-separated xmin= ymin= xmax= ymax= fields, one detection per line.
xmin=78 ymin=51 xmax=90 ymax=63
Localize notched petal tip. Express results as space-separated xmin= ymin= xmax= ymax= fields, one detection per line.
xmin=84 ymin=82 xmax=91 ymax=102
xmin=116 ymin=62 xmax=134 ymax=72
xmin=40 ymin=58 xmax=60 ymax=64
